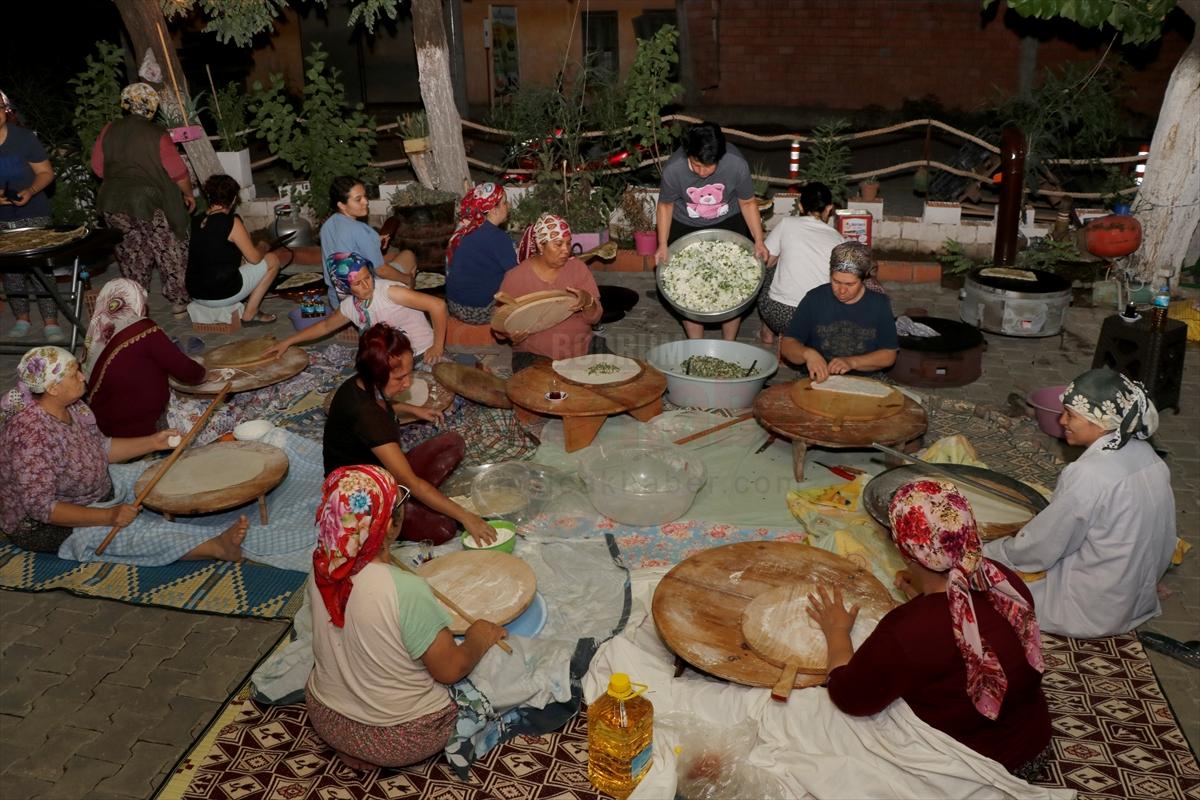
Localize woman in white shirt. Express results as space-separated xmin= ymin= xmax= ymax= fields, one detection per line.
xmin=984 ymin=368 xmax=1176 ymax=639
xmin=757 ymin=182 xmax=845 ymax=345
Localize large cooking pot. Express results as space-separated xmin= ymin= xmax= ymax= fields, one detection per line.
xmin=656 ymin=228 xmax=765 ymax=324
xmin=959 ymin=268 xmax=1071 ymax=337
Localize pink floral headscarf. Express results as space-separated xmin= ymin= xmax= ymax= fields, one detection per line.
xmin=83 ymin=278 xmax=148 ymax=380
xmin=517 ymin=213 xmax=571 ymax=262
xmin=313 ymin=465 xmax=399 ymax=627
xmin=446 ymin=182 xmax=505 ymax=266
xmin=0 ymin=346 xmax=77 ymax=423
xmin=888 ymin=479 xmax=1043 ymax=720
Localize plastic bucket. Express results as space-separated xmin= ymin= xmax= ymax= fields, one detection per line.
xmin=645 ymin=339 xmax=777 ymax=409
xmin=1027 ymin=385 xmax=1067 ymax=439
xmin=633 ymin=231 xmax=657 ymax=256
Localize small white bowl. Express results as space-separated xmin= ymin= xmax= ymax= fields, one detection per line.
xmin=1119 ymin=313 xmax=1141 ymax=324
xmin=233 ymin=419 xmax=275 ymax=442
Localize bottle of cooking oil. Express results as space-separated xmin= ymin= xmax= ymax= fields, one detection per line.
xmin=588 ymin=673 xmax=653 ymax=799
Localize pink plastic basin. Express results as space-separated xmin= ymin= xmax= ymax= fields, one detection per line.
xmin=1027 ymin=385 xmax=1068 ymax=439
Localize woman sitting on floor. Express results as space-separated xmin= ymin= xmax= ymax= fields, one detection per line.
xmin=780 ymin=241 xmax=897 ymax=382
xmin=266 ymin=252 xmax=447 ymax=368
xmin=497 ymin=213 xmax=603 ymax=373
xmin=984 ymin=368 xmax=1176 ymax=639
xmin=320 ymin=175 xmax=416 ymax=306
xmin=809 ymin=479 xmax=1051 ymax=779
xmin=443 ymin=182 xmax=516 ymax=343
xmin=0 ymin=346 xmax=247 ymax=559
xmin=185 ymin=174 xmax=286 ymax=325
xmin=322 ymin=324 xmax=495 ymax=546
xmin=307 ymin=465 xmax=507 ymax=770
xmin=83 ymin=278 xmax=206 ymax=437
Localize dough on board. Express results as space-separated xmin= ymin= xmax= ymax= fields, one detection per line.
xmin=810 ymin=375 xmax=893 ymax=398
xmin=154 ymin=450 xmax=267 ymax=496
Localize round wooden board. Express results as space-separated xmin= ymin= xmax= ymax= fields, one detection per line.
xmin=789 ymin=377 xmax=904 ymax=422
xmin=492 ymin=293 xmax=577 ymax=336
xmin=552 ymin=354 xmax=644 ymax=386
xmin=432 ymin=363 xmax=511 ymax=408
xmin=172 ymin=346 xmax=309 ymax=395
xmin=741 ymin=583 xmax=892 ymax=673
xmin=134 ymin=441 xmax=289 ymax=516
xmin=507 ymin=359 xmax=666 ymax=417
xmin=416 ymin=550 xmax=537 ymax=634
xmin=205 ymin=336 xmax=280 ymax=369
xmin=755 ymin=382 xmax=927 ymax=449
xmin=651 ymin=541 xmax=894 ymax=688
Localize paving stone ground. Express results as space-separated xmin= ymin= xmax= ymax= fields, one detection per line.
xmin=1 ymin=267 xmax=1196 ymax=797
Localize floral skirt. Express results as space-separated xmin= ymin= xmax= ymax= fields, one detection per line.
xmin=306 ymin=688 xmax=457 ymax=769
xmin=757 ymin=292 xmax=797 ymax=334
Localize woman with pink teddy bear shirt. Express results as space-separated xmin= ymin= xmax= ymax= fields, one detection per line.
xmin=655 ymin=121 xmax=768 ymax=340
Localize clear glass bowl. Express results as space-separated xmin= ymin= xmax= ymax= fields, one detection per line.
xmin=580 ymin=445 xmax=707 ymax=526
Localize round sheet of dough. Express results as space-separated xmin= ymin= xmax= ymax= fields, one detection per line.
xmin=416 ymin=550 xmax=536 ymax=634
xmin=741 ymin=583 xmax=882 ymax=671
xmin=205 ymin=336 xmax=278 ymax=369
xmin=395 ymin=377 xmax=430 ymax=407
xmin=155 ymin=450 xmax=269 ymax=496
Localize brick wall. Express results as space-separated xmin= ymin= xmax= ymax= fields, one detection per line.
xmin=680 ymin=0 xmax=1193 ymax=117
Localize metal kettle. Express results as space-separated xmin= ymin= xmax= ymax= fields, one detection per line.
xmin=271 ymin=203 xmax=314 ymax=248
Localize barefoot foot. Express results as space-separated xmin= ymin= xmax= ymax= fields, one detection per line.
xmin=211 ymin=515 xmax=249 ymax=562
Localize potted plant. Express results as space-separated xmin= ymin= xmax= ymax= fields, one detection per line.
xmin=800 ymin=119 xmax=851 ymax=205
xmin=611 ymin=186 xmax=657 ymax=256
xmin=398 ymin=111 xmax=429 ymax=155
xmin=623 ymin=24 xmax=682 ymax=170
xmin=388 ymin=182 xmax=459 ymax=267
xmin=158 ymin=90 xmax=207 ymax=144
xmin=212 ymin=82 xmax=253 ymax=200
xmin=859 ymin=174 xmax=881 ymax=202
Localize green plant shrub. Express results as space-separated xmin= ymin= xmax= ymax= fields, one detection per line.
xmin=623 ymin=24 xmax=682 ymax=167
xmin=213 ymin=83 xmax=250 ymax=151
xmin=397 ymin=111 xmax=429 ymax=140
xmin=249 ymin=44 xmax=377 ymax=217
xmin=800 ymin=119 xmax=851 ymax=204
xmin=508 ymin=172 xmax=615 ymax=235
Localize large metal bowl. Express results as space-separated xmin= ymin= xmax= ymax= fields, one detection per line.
xmin=657 ymin=228 xmax=765 ymax=323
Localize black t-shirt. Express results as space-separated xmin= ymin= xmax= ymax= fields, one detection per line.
xmin=186 ymin=212 xmax=243 ymax=300
xmin=322 ymin=376 xmax=399 ymax=475
xmin=785 ymin=284 xmax=898 ymax=367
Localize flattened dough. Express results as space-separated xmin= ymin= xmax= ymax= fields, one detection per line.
xmin=206 ymin=336 xmax=277 ymax=369
xmin=275 ymin=272 xmax=323 ymax=290
xmin=810 ymin=375 xmax=893 ymax=398
xmin=741 ymin=583 xmax=880 ymax=670
xmin=395 ymin=377 xmax=430 ymax=407
xmin=155 ymin=450 xmax=268 ymax=496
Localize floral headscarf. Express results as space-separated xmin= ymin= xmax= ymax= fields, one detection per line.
xmin=325 ymin=251 xmax=376 ymax=326
xmin=830 ymin=241 xmax=886 ymax=295
xmin=120 ymin=83 xmax=160 ymax=119
xmin=517 ymin=213 xmax=571 ymax=262
xmin=447 ymin=182 xmax=505 ymax=266
xmin=1 ymin=346 xmax=78 ymax=422
xmin=83 ymin=278 xmax=148 ymax=380
xmin=313 ymin=465 xmax=399 ymax=628
xmin=888 ymin=479 xmax=1043 ymax=720
xmin=1061 ymin=368 xmax=1158 ymax=451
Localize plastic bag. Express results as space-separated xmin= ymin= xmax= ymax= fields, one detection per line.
xmin=659 ymin=712 xmax=789 ymax=800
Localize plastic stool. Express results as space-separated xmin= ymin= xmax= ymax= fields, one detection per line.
xmin=1091 ymin=314 xmax=1186 ymax=412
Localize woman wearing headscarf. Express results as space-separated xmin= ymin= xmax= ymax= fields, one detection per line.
xmin=984 ymin=368 xmax=1176 ymax=639
xmin=83 ymin=278 xmax=207 ymax=436
xmin=444 ymin=183 xmax=516 ymax=327
xmin=265 ymin=251 xmax=447 ymax=368
xmin=809 ymin=479 xmax=1051 ymax=777
xmin=0 ymin=346 xmax=246 ymax=560
xmin=91 ymin=83 xmax=194 ymax=315
xmin=497 ymin=213 xmax=603 ymax=372
xmin=307 ymin=465 xmax=507 ymax=770
xmin=780 ymin=241 xmax=897 ymax=382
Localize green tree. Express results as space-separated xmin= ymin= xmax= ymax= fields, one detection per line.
xmin=988 ymin=0 xmax=1200 ymax=285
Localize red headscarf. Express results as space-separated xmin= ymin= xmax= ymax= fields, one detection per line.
xmin=446 ymin=182 xmax=506 ymax=267
xmin=517 ymin=213 xmax=571 ymax=262
xmin=888 ymin=479 xmax=1043 ymax=720
xmin=312 ymin=465 xmax=398 ymax=627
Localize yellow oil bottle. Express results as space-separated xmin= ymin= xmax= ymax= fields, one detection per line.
xmin=587 ymin=673 xmax=653 ymax=799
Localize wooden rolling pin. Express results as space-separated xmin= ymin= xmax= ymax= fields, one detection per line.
xmin=871 ymin=442 xmax=1043 ymax=514
xmin=390 ymin=555 xmax=514 ymax=654
xmin=672 ymin=412 xmax=755 ymax=446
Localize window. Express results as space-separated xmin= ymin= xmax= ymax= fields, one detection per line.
xmin=582 ymin=11 xmax=619 ymax=79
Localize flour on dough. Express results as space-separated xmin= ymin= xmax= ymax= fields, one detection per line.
xmin=742 ymin=583 xmax=878 ymax=669
xmin=810 ymin=375 xmax=893 ymax=398
xmin=154 ymin=451 xmax=267 ymax=496
xmin=957 ymin=486 xmax=1034 ymax=525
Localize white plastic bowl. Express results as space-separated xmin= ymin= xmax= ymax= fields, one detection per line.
xmin=645 ymin=339 xmax=778 ymax=409
xmin=233 ymin=419 xmax=275 ymax=442
xmin=580 ymin=444 xmax=707 ymax=526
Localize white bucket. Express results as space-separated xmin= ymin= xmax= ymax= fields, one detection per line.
xmin=645 ymin=339 xmax=778 ymax=409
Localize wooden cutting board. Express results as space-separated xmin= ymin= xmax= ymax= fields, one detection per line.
xmin=206 ymin=336 xmax=279 ymax=369
xmin=135 ymin=441 xmax=289 ymax=516
xmin=491 ymin=290 xmax=577 ymax=336
xmin=432 ymin=363 xmax=511 ymax=408
xmin=789 ymin=377 xmax=904 ymax=423
xmin=173 ymin=346 xmax=308 ymax=396
xmin=416 ymin=550 xmax=537 ymax=634
xmin=651 ymin=541 xmax=894 ymax=690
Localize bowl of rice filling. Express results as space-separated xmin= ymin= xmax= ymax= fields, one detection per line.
xmin=657 ymin=229 xmax=765 ymax=323
xmin=645 ymin=338 xmax=778 ymax=409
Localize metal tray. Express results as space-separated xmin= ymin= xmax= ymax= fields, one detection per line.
xmin=0 ymin=225 xmax=90 ymax=258
xmin=657 ymin=228 xmax=765 ymax=323
xmin=863 ymin=463 xmax=1048 ymax=531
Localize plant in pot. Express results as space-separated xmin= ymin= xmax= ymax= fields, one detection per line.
xmin=507 ymin=172 xmax=617 ymax=254
xmin=398 ymin=111 xmax=429 ymax=155
xmin=610 ymin=186 xmax=657 ymax=255
xmin=157 ymin=90 xmax=207 ymax=144
xmin=212 ymin=82 xmax=253 ymax=200
xmin=623 ymin=24 xmax=682 ymax=170
xmin=800 ymin=119 xmax=851 ymax=205
xmin=859 ymin=174 xmax=881 ymax=202
xmin=388 ymin=182 xmax=459 ymax=268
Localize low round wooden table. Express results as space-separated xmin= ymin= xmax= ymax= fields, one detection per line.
xmin=134 ymin=441 xmax=289 ymax=524
xmin=754 ymin=381 xmax=927 ymax=480
xmin=171 ymin=347 xmax=309 ymax=396
xmin=506 ymin=359 xmax=667 ymax=452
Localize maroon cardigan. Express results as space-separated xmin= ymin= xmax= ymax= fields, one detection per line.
xmin=826 ymin=562 xmax=1050 ymax=771
xmin=85 ymin=318 xmax=206 ymax=437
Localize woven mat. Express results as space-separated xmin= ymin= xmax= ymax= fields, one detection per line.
xmin=156 ymin=687 xmax=601 ymax=800
xmin=0 ymin=543 xmax=306 ymax=619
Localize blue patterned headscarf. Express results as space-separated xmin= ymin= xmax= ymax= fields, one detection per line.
xmin=1061 ymin=368 xmax=1158 ymax=451
xmin=325 ymin=251 xmax=374 ymax=300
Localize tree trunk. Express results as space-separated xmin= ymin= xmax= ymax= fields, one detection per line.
xmin=1129 ymin=4 xmax=1200 ymax=288
xmin=112 ymin=0 xmax=222 ymax=184
xmin=412 ymin=0 xmax=471 ymax=194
